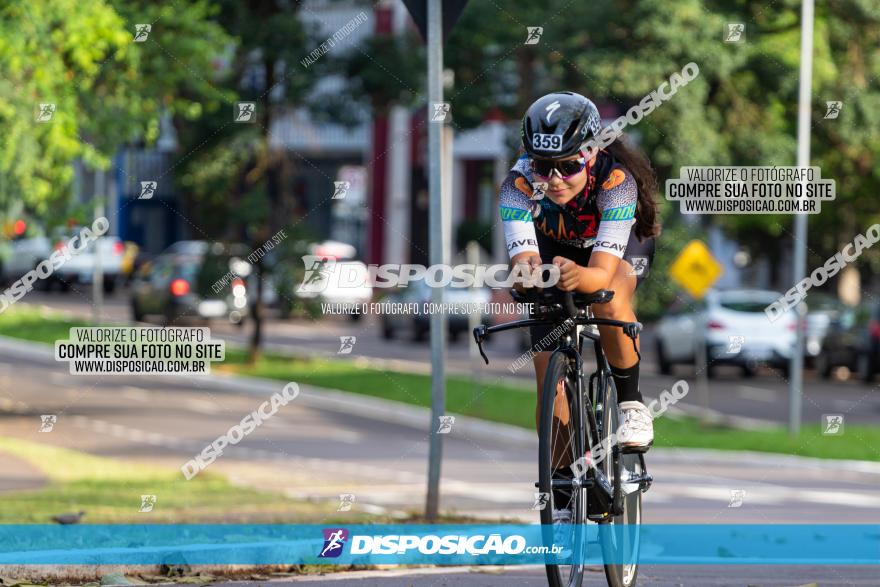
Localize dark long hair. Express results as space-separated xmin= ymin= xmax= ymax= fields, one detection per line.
xmin=604 ymin=135 xmax=660 ymax=239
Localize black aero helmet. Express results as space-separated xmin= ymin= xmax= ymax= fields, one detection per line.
xmin=521 ymin=91 xmax=602 ymax=159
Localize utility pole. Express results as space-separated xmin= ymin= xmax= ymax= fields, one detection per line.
xmin=788 ymin=0 xmax=815 ymax=436
xmin=424 ymin=0 xmax=447 ymax=522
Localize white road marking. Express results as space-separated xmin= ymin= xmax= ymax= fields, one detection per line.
xmin=185 ymin=398 xmax=223 ymax=414
xmin=651 ymin=483 xmax=880 ymax=509
xmin=49 ymin=372 xmax=75 ymax=387
xmin=737 ymin=385 xmax=776 ymax=402
xmin=122 ymin=386 xmax=150 ymax=402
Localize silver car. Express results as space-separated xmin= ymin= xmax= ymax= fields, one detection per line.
xmin=654 ymin=289 xmax=797 ymax=377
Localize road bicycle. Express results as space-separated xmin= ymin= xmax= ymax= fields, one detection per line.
xmin=473 ymin=288 xmax=653 ymax=587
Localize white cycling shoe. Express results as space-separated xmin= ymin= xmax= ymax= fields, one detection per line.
xmin=551 ymin=507 xmax=573 ymax=559
xmin=552 ymin=507 xmax=572 ymax=524
xmin=618 ymin=401 xmax=654 ymax=452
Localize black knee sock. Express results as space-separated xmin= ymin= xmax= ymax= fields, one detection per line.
xmin=610 ymin=362 xmax=643 ymax=404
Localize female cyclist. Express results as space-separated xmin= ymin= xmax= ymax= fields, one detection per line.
xmin=499 ymin=92 xmax=660 ymax=518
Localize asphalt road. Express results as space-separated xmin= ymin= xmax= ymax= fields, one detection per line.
xmin=2 ymin=335 xmax=879 ymax=585
xmin=1 ymin=336 xmax=879 ymax=525
xmin=22 ymin=290 xmax=880 ymax=429
xmin=175 ymin=566 xmax=880 ymax=586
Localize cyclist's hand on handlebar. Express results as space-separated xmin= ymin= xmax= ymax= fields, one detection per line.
xmin=511 ymin=253 xmax=543 ymax=293
xmin=553 ymin=256 xmax=583 ymax=292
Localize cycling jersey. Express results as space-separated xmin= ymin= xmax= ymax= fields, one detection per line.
xmin=500 ymin=150 xmax=638 ymax=259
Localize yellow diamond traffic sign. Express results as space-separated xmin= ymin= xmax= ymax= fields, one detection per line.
xmin=668 ymin=240 xmax=723 ymax=299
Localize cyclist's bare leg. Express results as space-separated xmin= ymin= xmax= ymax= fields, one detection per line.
xmin=534 ymin=351 xmax=574 ymax=468
xmin=533 ymin=259 xmax=640 ymax=467
xmin=591 ymin=259 xmax=639 ymax=368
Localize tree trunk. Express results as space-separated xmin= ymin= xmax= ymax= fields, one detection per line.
xmin=247 ymin=56 xmax=278 ymax=364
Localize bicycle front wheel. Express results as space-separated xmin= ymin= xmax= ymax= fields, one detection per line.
xmin=538 ymin=351 xmax=588 ymax=587
xmin=598 ymin=375 xmax=642 ymax=587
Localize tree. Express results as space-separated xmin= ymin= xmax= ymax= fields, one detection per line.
xmin=177 ymin=0 xmax=321 ymax=362
xmin=354 ymin=0 xmax=880 ymax=295
xmin=0 ymin=0 xmax=232 ymax=217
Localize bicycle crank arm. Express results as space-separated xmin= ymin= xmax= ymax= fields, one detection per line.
xmin=637 ymin=453 xmax=653 ymax=492
xmin=592 ymin=468 xmax=613 ymax=496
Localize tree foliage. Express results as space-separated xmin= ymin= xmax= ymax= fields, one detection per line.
xmin=344 ymin=0 xmax=880 ymax=287
xmin=0 ymin=0 xmax=232 ymax=216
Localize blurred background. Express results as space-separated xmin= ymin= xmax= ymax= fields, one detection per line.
xmin=1 ymin=1 xmax=879 ymax=580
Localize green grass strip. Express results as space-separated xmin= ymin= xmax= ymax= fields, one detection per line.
xmin=3 ymin=305 xmax=878 ymax=463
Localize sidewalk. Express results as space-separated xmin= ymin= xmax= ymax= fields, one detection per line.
xmin=0 ymin=449 xmax=48 ymax=492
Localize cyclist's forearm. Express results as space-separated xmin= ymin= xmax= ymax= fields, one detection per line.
xmin=510 ymin=251 xmax=540 ymax=268
xmin=574 ymin=266 xmax=613 ymax=293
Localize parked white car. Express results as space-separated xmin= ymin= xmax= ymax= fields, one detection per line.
xmin=0 ymin=236 xmax=52 ymax=283
xmin=295 ymin=240 xmax=373 ymax=320
xmin=50 ymin=230 xmax=125 ymax=293
xmin=654 ymin=289 xmax=797 ymax=377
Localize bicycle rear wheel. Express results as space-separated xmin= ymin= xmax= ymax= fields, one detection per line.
xmin=597 ymin=375 xmax=642 ymax=587
xmin=538 ymin=352 xmax=588 ymax=587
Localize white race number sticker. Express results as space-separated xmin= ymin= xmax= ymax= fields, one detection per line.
xmin=533 ymin=133 xmax=563 ymax=151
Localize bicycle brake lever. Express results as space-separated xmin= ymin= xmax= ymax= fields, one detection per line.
xmin=623 ymin=322 xmax=642 ymax=340
xmin=623 ymin=322 xmax=643 ymax=362
xmin=473 ymin=325 xmax=490 ymax=364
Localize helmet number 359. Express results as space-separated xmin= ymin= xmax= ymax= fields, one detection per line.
xmin=532 ymin=133 xmax=563 ymax=152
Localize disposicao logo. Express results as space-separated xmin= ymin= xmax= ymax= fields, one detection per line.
xmin=318 ymin=528 xmax=348 ymax=558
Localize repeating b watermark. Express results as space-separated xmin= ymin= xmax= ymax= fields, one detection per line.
xmin=824 ymin=101 xmax=842 ymax=119
xmin=337 ymin=493 xmax=356 ymax=512
xmin=532 ymin=492 xmax=549 ymax=511
xmin=822 ymin=414 xmax=844 ymax=436
xmin=524 ymin=27 xmax=543 ymax=45
xmin=727 ymin=335 xmax=745 ymax=354
xmin=437 ymin=415 xmax=455 ymax=434
xmin=36 ymin=103 xmax=56 ymax=122
xmin=139 ymin=181 xmax=157 ymax=200
xmin=724 ymin=23 xmax=745 ymax=43
xmin=235 ymin=102 xmax=256 ymax=123
xmin=332 ymin=181 xmax=350 ymax=200
xmin=728 ymin=489 xmax=745 ymax=508
xmin=139 ymin=494 xmax=157 ymax=512
xmin=338 ymin=336 xmax=356 ymax=355
xmin=134 ymin=24 xmax=151 ymax=42
xmin=39 ymin=415 xmax=57 ymax=432
xmin=431 ymin=102 xmax=451 ymax=123
xmin=628 ymin=256 xmax=649 ymax=277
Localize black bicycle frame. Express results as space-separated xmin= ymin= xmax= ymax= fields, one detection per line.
xmin=472 ymin=293 xmax=649 ymax=518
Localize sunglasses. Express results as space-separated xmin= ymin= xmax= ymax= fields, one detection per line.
xmin=530 ymin=154 xmax=587 ymax=180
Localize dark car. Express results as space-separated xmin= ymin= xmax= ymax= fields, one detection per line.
xmin=130 ymin=241 xmax=250 ymax=325
xmin=815 ymin=301 xmax=880 ymax=383
xmin=804 ymin=293 xmax=847 ymax=365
